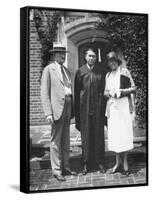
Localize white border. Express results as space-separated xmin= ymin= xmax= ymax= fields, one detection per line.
xmin=0 ymin=0 xmax=151 ymax=200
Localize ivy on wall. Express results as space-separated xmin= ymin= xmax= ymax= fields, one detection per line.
xmin=33 ymin=10 xmax=147 ymax=128
xmin=96 ymin=14 xmax=147 ymax=128
xmin=33 ymin=9 xmax=62 ymax=73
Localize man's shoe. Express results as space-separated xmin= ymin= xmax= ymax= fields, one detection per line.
xmin=53 ymin=174 xmax=66 ymax=181
xmin=99 ymin=164 xmax=106 ymax=174
xmin=62 ymin=169 xmax=77 ymax=176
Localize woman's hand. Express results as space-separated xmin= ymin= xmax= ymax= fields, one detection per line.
xmin=104 ymin=89 xmax=116 ymax=98
xmin=109 ymin=89 xmax=115 ymax=98
xmin=119 ymin=87 xmax=136 ymax=97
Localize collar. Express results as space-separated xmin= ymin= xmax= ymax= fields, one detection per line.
xmin=55 ymin=61 xmax=61 ymax=68
xmin=86 ymin=63 xmax=94 ymax=70
xmin=55 ymin=61 xmax=67 ymax=71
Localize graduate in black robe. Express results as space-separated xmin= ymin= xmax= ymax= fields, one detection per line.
xmin=74 ymin=48 xmax=107 ymax=174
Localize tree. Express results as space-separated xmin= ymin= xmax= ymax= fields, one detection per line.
xmin=96 ymin=13 xmax=148 ymax=128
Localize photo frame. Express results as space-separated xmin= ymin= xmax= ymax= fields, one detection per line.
xmin=20 ymin=6 xmax=148 ymax=193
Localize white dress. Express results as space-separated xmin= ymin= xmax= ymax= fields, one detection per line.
xmin=105 ymin=67 xmax=134 ymax=153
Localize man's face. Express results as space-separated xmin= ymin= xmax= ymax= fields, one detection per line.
xmin=85 ymin=50 xmax=96 ymax=66
xmin=54 ymin=52 xmax=66 ymax=65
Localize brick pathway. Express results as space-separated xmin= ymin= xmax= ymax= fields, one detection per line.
xmin=30 ymin=149 xmax=147 ymax=192
xmin=29 ymin=124 xmax=147 ymax=192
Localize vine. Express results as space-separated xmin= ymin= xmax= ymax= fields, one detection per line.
xmin=33 ymin=9 xmax=62 ymax=73
xmin=32 ymin=10 xmax=147 ymax=127
xmin=96 ymin=14 xmax=147 ymax=128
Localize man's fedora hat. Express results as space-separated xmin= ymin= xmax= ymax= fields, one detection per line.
xmin=107 ymin=51 xmax=122 ymax=65
xmin=50 ymin=42 xmax=69 ymax=53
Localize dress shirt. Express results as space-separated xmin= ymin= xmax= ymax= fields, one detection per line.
xmin=55 ymin=61 xmax=72 ymax=95
xmin=87 ymin=64 xmax=94 ymax=71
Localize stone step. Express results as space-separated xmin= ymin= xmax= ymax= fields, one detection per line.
xmin=30 ymin=124 xmax=146 ymax=148
xmin=35 ymin=139 xmax=145 ymax=150
xmin=30 ymin=145 xmax=146 ymax=171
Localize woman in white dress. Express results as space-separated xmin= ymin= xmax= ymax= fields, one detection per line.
xmin=104 ymin=51 xmax=136 ymax=176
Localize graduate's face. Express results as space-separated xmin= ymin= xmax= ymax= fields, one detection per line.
xmin=108 ymin=59 xmax=119 ymax=71
xmin=54 ymin=52 xmax=66 ymax=65
xmin=85 ymin=50 xmax=96 ymax=66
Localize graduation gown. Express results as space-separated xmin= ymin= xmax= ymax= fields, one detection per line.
xmin=74 ymin=63 xmax=107 ymax=166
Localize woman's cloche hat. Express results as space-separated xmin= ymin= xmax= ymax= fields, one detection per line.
xmin=107 ymin=51 xmax=122 ymax=65
xmin=50 ymin=42 xmax=69 ymax=53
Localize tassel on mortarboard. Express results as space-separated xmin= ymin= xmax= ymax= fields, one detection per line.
xmin=98 ymin=48 xmax=101 ymax=62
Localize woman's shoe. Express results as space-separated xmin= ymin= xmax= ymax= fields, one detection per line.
xmin=109 ymin=165 xmax=120 ymax=174
xmin=122 ymin=169 xmax=130 ymax=176
xmin=122 ymin=163 xmax=130 ymax=176
xmin=53 ymin=174 xmax=66 ymax=181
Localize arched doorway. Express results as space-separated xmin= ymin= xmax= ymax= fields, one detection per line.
xmin=61 ymin=16 xmax=110 ymax=89
xmin=63 ymin=16 xmax=109 ymax=72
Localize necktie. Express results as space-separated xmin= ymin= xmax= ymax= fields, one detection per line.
xmin=61 ymin=66 xmax=71 ymax=88
xmin=90 ymin=65 xmax=94 ymax=71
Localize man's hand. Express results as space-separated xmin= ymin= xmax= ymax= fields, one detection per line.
xmin=47 ymin=115 xmax=54 ymax=124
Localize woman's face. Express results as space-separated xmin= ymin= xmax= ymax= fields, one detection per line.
xmin=108 ymin=59 xmax=119 ymax=71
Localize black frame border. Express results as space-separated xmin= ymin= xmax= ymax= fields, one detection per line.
xmin=20 ymin=6 xmax=148 ymax=194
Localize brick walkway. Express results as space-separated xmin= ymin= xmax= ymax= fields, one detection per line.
xmin=29 ymin=124 xmax=147 ymax=192
xmin=30 ymin=148 xmax=147 ymax=192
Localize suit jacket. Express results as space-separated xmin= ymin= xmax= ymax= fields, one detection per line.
xmin=41 ymin=62 xmax=73 ymax=121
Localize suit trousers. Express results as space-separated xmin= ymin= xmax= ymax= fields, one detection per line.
xmin=50 ymin=95 xmax=72 ymax=175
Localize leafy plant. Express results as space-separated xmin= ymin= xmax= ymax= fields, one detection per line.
xmin=33 ymin=10 xmax=147 ymax=127
xmin=96 ymin=14 xmax=147 ymax=127
xmin=33 ymin=9 xmax=62 ymax=72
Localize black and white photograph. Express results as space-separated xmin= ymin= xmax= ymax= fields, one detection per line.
xmin=20 ymin=6 xmax=148 ymax=193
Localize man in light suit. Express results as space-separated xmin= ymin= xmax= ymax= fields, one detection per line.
xmin=41 ymin=43 xmax=76 ymax=181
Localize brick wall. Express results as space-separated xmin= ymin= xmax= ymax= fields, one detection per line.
xmin=29 ymin=20 xmax=46 ymax=125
